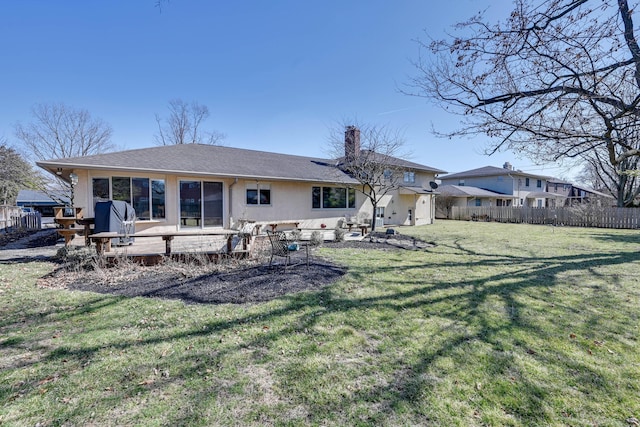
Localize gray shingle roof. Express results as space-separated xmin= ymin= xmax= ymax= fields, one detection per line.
xmin=37 ymin=144 xmax=444 ymax=184
xmin=37 ymin=144 xmax=360 ymax=184
xmin=438 ymin=185 xmax=510 ymax=197
xmin=441 ymin=166 xmax=551 ymax=180
xmin=337 ymin=150 xmax=446 ymax=174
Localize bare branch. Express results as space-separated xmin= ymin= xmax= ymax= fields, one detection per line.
xmin=154 ymin=99 xmax=225 ymax=145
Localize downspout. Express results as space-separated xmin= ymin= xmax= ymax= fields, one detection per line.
xmin=228 ymin=178 xmax=238 ymax=228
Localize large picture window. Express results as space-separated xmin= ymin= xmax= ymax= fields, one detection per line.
xmin=92 ymin=177 xmax=165 ymax=220
xmin=312 ymin=186 xmax=356 ymax=209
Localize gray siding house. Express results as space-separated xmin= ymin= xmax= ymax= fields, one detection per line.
xmin=439 ymin=163 xmax=564 ymax=207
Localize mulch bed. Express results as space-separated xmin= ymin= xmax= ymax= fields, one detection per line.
xmin=32 ymin=231 xmax=433 ymax=305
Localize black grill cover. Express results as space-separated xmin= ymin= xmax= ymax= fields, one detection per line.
xmin=94 ymin=201 xmax=136 ymax=245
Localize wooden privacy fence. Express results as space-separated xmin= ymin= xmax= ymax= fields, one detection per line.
xmin=0 ymin=206 xmax=42 ymax=232
xmin=449 ymin=206 xmax=640 ymax=229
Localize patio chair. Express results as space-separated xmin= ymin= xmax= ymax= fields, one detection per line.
xmin=266 ymin=230 xmax=308 ymax=272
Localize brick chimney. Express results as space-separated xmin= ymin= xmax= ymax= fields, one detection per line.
xmin=344 ymin=126 xmax=360 ymax=160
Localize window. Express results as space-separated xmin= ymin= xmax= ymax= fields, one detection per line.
xmin=92 ymin=178 xmax=109 ymax=205
xmin=375 ymin=207 xmax=385 ymax=218
xmin=383 ymin=169 xmax=393 ymax=180
xmin=458 ymin=180 xmax=465 ymax=186
xmin=112 ymin=177 xmax=131 ymax=203
xmin=475 ymin=199 xmax=482 ymax=206
xmin=312 ymin=186 xmax=356 ymax=209
xmin=537 ymin=179 xmax=542 ymax=188
xmin=180 ymin=180 xmax=223 ymax=227
xmin=525 ymin=178 xmax=530 ymax=187
xmin=403 ymin=171 xmax=415 ymax=184
xmin=246 ymin=183 xmax=271 ymax=205
xmin=92 ymin=177 xmax=165 ymax=220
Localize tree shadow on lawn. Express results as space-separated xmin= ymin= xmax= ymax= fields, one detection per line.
xmin=4 ymin=240 xmax=639 ymax=425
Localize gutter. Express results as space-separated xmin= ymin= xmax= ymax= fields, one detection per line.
xmin=228 ymin=178 xmax=238 ymax=228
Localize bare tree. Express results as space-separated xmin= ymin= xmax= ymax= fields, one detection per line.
xmin=154 ymin=99 xmax=225 ymax=145
xmin=328 ymin=123 xmax=408 ymax=232
xmin=578 ymin=145 xmax=640 ymax=206
xmin=14 ymin=103 xmax=114 ymax=161
xmin=408 ymin=0 xmax=640 ymax=177
xmin=13 ymin=103 xmax=113 ymax=204
xmin=434 ymin=193 xmax=458 ymax=219
xmin=0 ymin=140 xmax=42 ymax=205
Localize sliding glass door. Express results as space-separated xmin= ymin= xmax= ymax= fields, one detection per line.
xmin=203 ymin=181 xmax=223 ymax=227
xmin=180 ymin=180 xmax=223 ymax=228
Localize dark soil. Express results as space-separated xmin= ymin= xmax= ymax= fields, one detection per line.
xmin=36 ymin=231 xmax=434 ymax=305
xmin=0 ymin=228 xmax=60 ymax=248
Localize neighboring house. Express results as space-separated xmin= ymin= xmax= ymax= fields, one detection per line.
xmin=16 ymin=189 xmax=68 ymax=217
xmin=547 ymin=178 xmax=615 ymax=206
xmin=436 ymin=185 xmax=510 ymax=218
xmin=36 ymin=133 xmax=444 ymax=234
xmin=439 ymin=162 xmax=564 ymax=208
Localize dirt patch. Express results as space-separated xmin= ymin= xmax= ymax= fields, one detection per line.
xmin=0 ymin=228 xmax=59 ymax=249
xmin=36 ymin=231 xmax=433 ymax=305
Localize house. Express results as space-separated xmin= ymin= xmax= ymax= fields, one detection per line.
xmin=16 ymin=189 xmax=68 ymax=217
xmin=35 ymin=130 xmax=445 ymax=235
xmin=435 ymin=185 xmax=509 ymax=218
xmin=439 ymin=162 xmax=564 ymax=208
xmin=546 ymin=178 xmax=615 ymax=206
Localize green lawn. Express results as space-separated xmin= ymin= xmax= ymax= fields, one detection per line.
xmin=1 ymin=221 xmax=639 ymax=426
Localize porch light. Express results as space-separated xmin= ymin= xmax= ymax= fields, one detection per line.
xmin=69 ymin=173 xmax=78 ymax=186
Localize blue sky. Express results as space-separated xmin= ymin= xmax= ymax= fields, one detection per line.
xmin=0 ymin=0 xmax=576 ymax=178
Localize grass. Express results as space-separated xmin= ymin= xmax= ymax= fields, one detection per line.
xmin=1 ymin=221 xmax=639 ymax=426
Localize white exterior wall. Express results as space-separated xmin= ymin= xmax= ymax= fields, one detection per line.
xmin=74 ymin=170 xmax=369 ymax=232
xmin=70 ymin=167 xmax=439 ymax=232
xmin=230 ymin=179 xmax=365 ymax=228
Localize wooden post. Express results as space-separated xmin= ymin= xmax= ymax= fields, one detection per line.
xmin=162 ymin=235 xmax=174 ymax=256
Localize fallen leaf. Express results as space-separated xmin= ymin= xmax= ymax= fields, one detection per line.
xmin=526 ymin=348 xmax=537 ymax=355
xmin=138 ymin=379 xmax=154 ymax=386
xmin=594 ymin=340 xmax=604 ymax=346
xmin=627 ymin=417 xmax=639 ymax=426
xmin=38 ymin=376 xmax=56 ymax=385
xmin=569 ymin=333 xmax=576 ymax=339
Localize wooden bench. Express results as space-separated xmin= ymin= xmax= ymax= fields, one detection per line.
xmin=266 ymin=221 xmax=300 ymax=232
xmin=345 ymin=222 xmax=369 ymax=235
xmin=89 ymin=230 xmax=249 ymax=256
